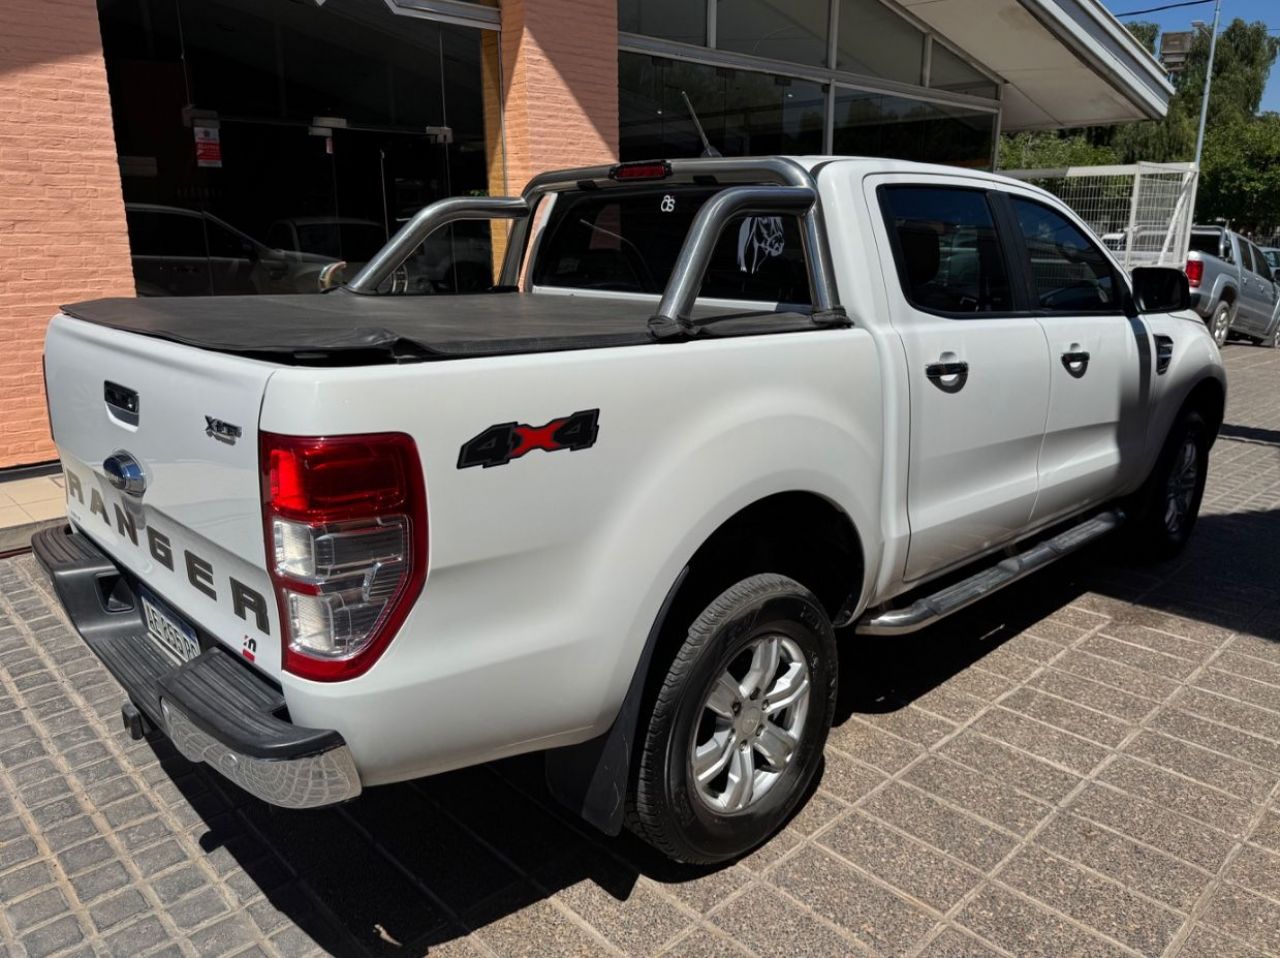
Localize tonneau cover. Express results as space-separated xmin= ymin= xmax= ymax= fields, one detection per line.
xmin=60 ymin=291 xmax=814 ymax=365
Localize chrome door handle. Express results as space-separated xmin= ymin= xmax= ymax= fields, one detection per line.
xmin=925 ymin=360 xmax=968 ymax=393
xmin=1061 ymin=350 xmax=1090 ymax=377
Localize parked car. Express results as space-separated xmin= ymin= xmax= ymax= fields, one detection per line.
xmin=1260 ymin=246 xmax=1280 ymax=273
xmin=1185 ymin=226 xmax=1280 ymax=348
xmin=124 ymin=204 xmax=340 ymax=296
xmin=40 ymin=156 xmax=1223 ymax=864
xmin=267 ymin=215 xmax=495 ymax=293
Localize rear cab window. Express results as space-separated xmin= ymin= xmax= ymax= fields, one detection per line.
xmin=531 ymin=186 xmax=812 ymax=307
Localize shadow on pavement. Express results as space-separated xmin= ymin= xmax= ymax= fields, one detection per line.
xmin=154 ymin=500 xmax=1278 ymax=956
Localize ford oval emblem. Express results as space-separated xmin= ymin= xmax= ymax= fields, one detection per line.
xmin=103 ymin=451 xmax=147 ymax=497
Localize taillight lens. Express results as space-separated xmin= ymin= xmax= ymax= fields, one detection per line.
xmin=1185 ymin=259 xmax=1203 ymax=288
xmin=261 ymin=432 xmax=427 ymax=681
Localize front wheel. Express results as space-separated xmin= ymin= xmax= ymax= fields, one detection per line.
xmin=627 ymin=574 xmax=837 ymax=864
xmin=1207 ymin=302 xmax=1231 ymax=349
xmin=1125 ymin=409 xmax=1210 ymax=560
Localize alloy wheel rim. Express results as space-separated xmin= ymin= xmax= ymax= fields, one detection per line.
xmin=1164 ymin=437 xmax=1198 ymax=535
xmin=688 ymin=633 xmax=811 ymax=814
xmin=1214 ymin=309 xmax=1229 ymax=346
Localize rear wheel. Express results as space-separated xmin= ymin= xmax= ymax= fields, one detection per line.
xmin=1126 ymin=409 xmax=1209 ymax=560
xmin=627 ymin=574 xmax=837 ymax=864
xmin=1208 ymin=302 xmax=1231 ymax=349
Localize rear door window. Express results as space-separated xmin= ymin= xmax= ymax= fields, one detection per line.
xmin=879 ymin=186 xmax=1013 ymax=314
xmin=1248 ymin=242 xmax=1271 ymax=279
xmin=531 ymin=187 xmax=811 ymax=305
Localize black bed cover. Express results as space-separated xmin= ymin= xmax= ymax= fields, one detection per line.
xmin=60 ymin=290 xmax=815 ymax=365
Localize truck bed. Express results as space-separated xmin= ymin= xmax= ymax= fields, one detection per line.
xmin=60 ymin=290 xmax=813 ymax=365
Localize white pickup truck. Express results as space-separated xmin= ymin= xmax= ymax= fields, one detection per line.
xmin=37 ymin=156 xmax=1224 ymax=864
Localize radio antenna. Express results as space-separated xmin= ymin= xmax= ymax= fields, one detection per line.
xmin=680 ymin=90 xmax=722 ymax=157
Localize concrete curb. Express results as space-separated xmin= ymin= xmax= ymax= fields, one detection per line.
xmin=0 ymin=517 xmax=64 ymax=556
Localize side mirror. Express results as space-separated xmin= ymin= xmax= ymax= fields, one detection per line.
xmin=1131 ymin=266 xmax=1190 ymax=314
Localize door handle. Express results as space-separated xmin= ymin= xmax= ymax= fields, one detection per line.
xmin=1061 ymin=350 xmax=1090 ymax=378
xmin=925 ymin=360 xmax=968 ymax=393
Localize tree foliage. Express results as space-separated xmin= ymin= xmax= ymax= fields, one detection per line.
xmin=996 ymin=19 xmax=1280 ymax=227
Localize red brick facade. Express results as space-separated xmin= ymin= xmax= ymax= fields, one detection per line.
xmin=0 ymin=0 xmax=133 ymax=467
xmin=499 ymin=0 xmax=619 ymax=192
xmin=0 ymin=1 xmax=618 ymax=469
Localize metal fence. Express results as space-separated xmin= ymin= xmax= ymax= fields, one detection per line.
xmin=1001 ymin=162 xmax=1198 ymax=270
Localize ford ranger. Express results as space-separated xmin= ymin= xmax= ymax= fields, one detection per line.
xmin=35 ymin=156 xmax=1224 ymax=864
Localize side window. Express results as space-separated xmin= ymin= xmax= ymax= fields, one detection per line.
xmin=205 ymin=221 xmax=253 ymax=259
xmin=1240 ymin=242 xmax=1255 ymax=274
xmin=880 ymin=186 xmax=1012 ymax=314
xmin=1010 ymin=198 xmax=1122 ymax=313
xmin=265 ymin=223 xmax=292 ymax=251
xmin=1248 ymin=243 xmax=1270 ymax=279
xmin=125 ymin=210 xmax=207 ymax=258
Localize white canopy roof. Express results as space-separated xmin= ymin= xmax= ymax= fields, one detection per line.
xmin=900 ymin=0 xmax=1174 ymax=129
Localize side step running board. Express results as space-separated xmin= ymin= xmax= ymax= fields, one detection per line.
xmin=857 ymin=510 xmax=1123 ymax=636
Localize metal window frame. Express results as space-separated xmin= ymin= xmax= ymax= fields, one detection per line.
xmin=386 ymin=0 xmax=499 ymax=30
xmin=619 ymin=34 xmax=1001 ymax=115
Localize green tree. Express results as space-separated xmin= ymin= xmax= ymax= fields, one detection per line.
xmin=1198 ymin=113 xmax=1280 ymax=229
xmin=997 ymin=131 xmax=1118 ymax=170
xmin=998 ymin=19 xmax=1279 ymax=171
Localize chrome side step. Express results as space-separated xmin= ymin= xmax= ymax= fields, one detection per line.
xmin=856 ymin=510 xmax=1124 ymax=636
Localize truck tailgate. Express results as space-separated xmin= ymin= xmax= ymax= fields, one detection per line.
xmin=44 ymin=314 xmax=283 ymax=677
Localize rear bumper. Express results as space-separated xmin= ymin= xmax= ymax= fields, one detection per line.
xmin=31 ymin=524 xmax=361 ymax=808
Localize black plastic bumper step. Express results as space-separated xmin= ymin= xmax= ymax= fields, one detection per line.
xmin=31 ymin=524 xmax=341 ymax=761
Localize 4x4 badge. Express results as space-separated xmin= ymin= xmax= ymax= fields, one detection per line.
xmin=205 ymin=416 xmax=242 ymax=445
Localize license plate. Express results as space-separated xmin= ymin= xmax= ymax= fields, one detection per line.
xmin=140 ymin=591 xmax=200 ymax=665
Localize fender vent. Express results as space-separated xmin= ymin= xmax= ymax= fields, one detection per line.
xmin=1154 ymin=335 xmax=1174 ymax=375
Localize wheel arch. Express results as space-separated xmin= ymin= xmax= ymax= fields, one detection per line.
xmin=1183 ymin=374 xmax=1226 ymax=439
xmin=545 ymin=489 xmax=866 ymax=836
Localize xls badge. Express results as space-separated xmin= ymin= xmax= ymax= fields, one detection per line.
xmin=457 ymin=409 xmax=599 ymax=469
xmin=205 ymin=416 xmax=242 ymax=445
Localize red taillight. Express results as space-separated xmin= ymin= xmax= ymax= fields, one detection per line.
xmin=1185 ymin=259 xmax=1203 ymax=288
xmin=260 ymin=431 xmax=427 ymax=682
xmin=609 ymin=161 xmax=672 ymax=181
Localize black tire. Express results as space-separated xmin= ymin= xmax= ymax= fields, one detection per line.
xmin=1125 ymin=409 xmax=1210 ymax=560
xmin=627 ymin=574 xmax=837 ymax=864
xmin=1207 ymin=302 xmax=1231 ymax=349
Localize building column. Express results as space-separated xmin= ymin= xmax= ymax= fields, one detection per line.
xmin=497 ymin=0 xmax=620 ymax=196
xmin=0 ymin=0 xmax=133 ymax=468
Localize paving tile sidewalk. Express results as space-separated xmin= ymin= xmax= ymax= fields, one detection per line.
xmin=0 ymin=343 xmax=1276 ymax=958
xmin=0 ymin=473 xmax=65 ymax=554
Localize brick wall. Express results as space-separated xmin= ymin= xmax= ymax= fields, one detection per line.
xmin=0 ymin=0 xmax=132 ymax=468
xmin=500 ymin=0 xmax=619 ymax=193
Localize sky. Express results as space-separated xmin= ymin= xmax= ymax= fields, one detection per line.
xmin=1100 ymin=0 xmax=1280 ymax=113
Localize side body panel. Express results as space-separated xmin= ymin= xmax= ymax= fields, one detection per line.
xmin=261 ymin=330 xmax=885 ymax=786
xmin=857 ymin=171 xmax=1052 ymax=582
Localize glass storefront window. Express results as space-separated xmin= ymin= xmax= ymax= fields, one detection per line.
xmin=620 ymin=54 xmax=825 ymax=161
xmin=716 ymin=0 xmax=830 ymax=67
xmin=929 ymin=42 xmax=1000 ymax=99
xmin=100 ymin=0 xmax=501 ymax=297
xmin=836 ymin=0 xmax=924 ymax=84
xmin=833 ymin=90 xmax=995 ymax=168
xmin=619 ymin=0 xmax=707 ymax=46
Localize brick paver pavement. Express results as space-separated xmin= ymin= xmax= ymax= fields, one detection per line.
xmin=0 ymin=345 xmax=1278 ymax=958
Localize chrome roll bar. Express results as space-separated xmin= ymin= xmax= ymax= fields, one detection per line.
xmin=346 ymin=196 xmax=530 ymax=293
xmin=344 ymin=157 xmax=842 ymax=333
xmin=648 ymin=184 xmax=826 ymax=336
